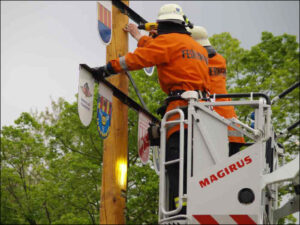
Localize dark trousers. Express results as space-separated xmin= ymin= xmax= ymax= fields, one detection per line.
xmin=229 ymin=142 xmax=243 ymax=156
xmin=166 ymin=130 xmax=187 ymax=214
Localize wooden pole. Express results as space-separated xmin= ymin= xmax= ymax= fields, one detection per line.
xmin=100 ymin=1 xmax=129 ymax=224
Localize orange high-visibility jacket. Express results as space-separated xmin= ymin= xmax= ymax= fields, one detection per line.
xmin=109 ymin=33 xmax=210 ymax=138
xmin=137 ymin=35 xmax=153 ymax=48
xmin=209 ymin=53 xmax=245 ymax=143
xmin=110 ymin=33 xmax=210 ymax=93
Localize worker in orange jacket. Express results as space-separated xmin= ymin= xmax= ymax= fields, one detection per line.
xmin=91 ymin=4 xmax=210 ymax=213
xmin=189 ymin=26 xmax=245 ymax=156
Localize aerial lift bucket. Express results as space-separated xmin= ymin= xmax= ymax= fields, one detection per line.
xmin=158 ymin=91 xmax=299 ymax=224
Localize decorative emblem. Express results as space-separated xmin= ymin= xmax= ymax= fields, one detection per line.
xmin=78 ymin=65 xmax=95 ymax=127
xmin=97 ymin=1 xmax=112 ymax=45
xmin=97 ymin=82 xmax=113 ymax=139
xmin=81 ymin=82 xmax=92 ymax=97
xmin=97 ymin=95 xmax=112 ymax=139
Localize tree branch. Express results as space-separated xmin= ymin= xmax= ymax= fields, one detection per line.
xmin=57 ymin=136 xmax=101 ymax=160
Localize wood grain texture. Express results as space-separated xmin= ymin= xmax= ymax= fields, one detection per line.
xmin=100 ymin=1 xmax=129 ymax=224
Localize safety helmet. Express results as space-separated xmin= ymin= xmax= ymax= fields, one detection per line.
xmin=187 ymin=26 xmax=211 ymax=46
xmin=157 ymin=4 xmax=185 ymax=24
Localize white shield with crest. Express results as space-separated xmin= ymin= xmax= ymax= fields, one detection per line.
xmin=78 ymin=65 xmax=95 ymax=127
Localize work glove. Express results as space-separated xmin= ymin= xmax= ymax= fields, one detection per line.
xmin=91 ymin=62 xmax=117 ymax=82
xmin=90 ymin=66 xmax=110 ymax=82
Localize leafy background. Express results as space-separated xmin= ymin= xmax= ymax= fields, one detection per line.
xmin=1 ymin=32 xmax=299 ymax=224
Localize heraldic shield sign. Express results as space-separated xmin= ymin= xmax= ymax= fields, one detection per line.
xmin=78 ymin=65 xmax=95 ymax=127
xmin=97 ymin=82 xmax=113 ymax=139
xmin=97 ymin=1 xmax=112 ymax=45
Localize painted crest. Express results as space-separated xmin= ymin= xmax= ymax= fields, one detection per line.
xmin=81 ymin=82 xmax=92 ymax=97
xmin=97 ymin=1 xmax=112 ymax=45
xmin=144 ymin=66 xmax=154 ymax=76
xmin=138 ymin=111 xmax=151 ymax=164
xmin=78 ymin=65 xmax=95 ymax=127
xmin=97 ymin=82 xmax=113 ymax=139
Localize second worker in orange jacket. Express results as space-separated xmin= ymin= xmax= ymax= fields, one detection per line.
xmin=189 ymin=26 xmax=245 ymax=156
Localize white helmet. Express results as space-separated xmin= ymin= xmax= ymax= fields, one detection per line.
xmin=157 ymin=4 xmax=185 ymax=24
xmin=187 ymin=26 xmax=211 ymax=46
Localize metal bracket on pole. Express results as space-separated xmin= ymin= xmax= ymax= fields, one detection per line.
xmin=112 ymin=0 xmax=148 ymax=25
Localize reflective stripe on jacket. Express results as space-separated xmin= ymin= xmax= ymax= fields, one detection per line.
xmin=209 ymin=53 xmax=245 ymax=143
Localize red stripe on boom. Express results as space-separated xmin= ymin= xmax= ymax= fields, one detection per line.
xmin=230 ymin=215 xmax=256 ymax=225
xmin=193 ymin=215 xmax=219 ymax=225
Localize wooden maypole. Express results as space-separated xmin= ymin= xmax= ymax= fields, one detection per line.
xmin=100 ymin=1 xmax=129 ymax=224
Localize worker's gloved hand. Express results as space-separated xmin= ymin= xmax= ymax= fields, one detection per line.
xmin=90 ymin=66 xmax=109 ymax=82
xmin=91 ymin=63 xmax=116 ymax=82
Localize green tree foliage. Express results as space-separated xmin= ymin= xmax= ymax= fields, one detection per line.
xmin=126 ymin=70 xmax=162 ymax=224
xmin=38 ymin=97 xmax=102 ymax=224
xmin=1 ymin=99 xmax=102 ymax=224
xmin=1 ymin=113 xmax=46 ymax=225
xmin=1 ymin=32 xmax=299 ymax=224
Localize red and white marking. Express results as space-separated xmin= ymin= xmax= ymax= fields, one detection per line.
xmin=138 ymin=111 xmax=151 ymax=164
xmin=193 ymin=215 xmax=257 ymax=225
